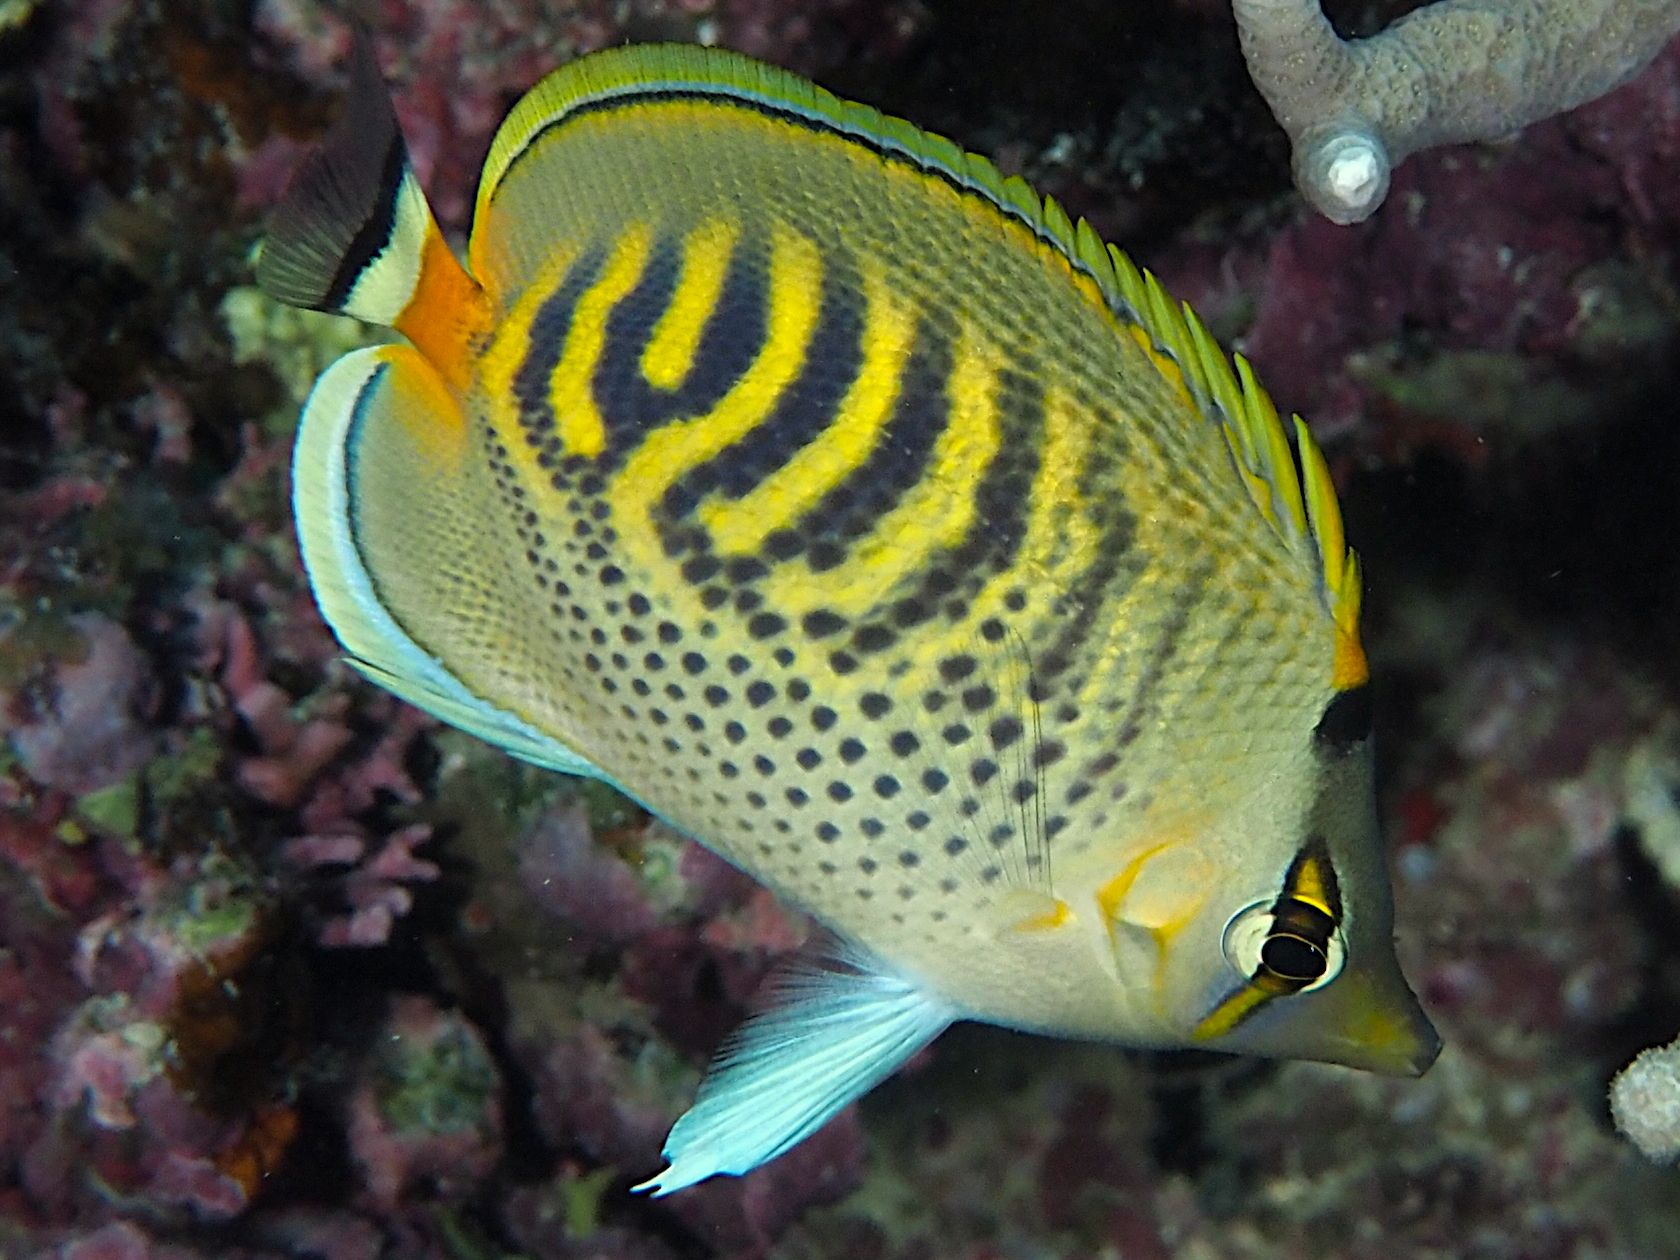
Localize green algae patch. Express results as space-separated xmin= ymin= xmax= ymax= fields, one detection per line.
xmin=377 ymin=1025 xmax=499 ymax=1136
xmin=77 ymin=774 xmax=141 ymax=838
xmin=220 ymin=285 xmax=384 ymax=434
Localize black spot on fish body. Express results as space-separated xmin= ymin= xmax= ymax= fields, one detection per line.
xmin=852 ymin=623 xmax=896 ymax=653
xmin=939 ymin=655 xmax=978 ymax=683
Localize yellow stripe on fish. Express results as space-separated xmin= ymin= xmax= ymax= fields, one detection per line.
xmin=259 ymin=36 xmax=1438 ymax=1197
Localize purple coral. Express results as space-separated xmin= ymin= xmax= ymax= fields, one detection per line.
xmin=282 ymin=824 xmax=439 ymax=949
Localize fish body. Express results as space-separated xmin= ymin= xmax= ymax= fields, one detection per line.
xmin=261 ymin=40 xmax=1438 ymax=1194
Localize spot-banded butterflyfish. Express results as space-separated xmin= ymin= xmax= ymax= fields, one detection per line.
xmin=259 ymin=38 xmax=1440 ymax=1196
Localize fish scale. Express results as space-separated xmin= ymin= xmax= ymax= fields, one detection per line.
xmin=261 ymin=37 xmax=1438 ymax=1194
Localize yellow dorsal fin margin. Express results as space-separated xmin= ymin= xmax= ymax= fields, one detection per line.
xmin=1100 ymin=247 xmax=1359 ymax=647
xmin=472 ymin=42 xmax=1360 ymax=649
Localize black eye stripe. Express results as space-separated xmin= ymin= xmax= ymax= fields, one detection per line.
xmin=1269 ymin=894 xmax=1334 ymax=942
xmin=1313 ymin=684 xmax=1371 ymax=755
xmin=1258 ymin=894 xmax=1336 ymax=987
xmin=1278 ymin=836 xmax=1342 ymax=923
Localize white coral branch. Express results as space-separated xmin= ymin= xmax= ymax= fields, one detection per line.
xmin=1611 ymin=1033 xmax=1680 ymax=1162
xmin=1232 ymin=0 xmax=1680 ymax=222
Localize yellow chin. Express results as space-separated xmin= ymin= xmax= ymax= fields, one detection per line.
xmin=1197 ymin=956 xmax=1440 ymax=1077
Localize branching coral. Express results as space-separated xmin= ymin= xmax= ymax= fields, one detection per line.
xmin=1232 ymin=0 xmax=1680 ymax=223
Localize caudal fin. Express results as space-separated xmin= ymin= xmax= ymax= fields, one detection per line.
xmin=258 ymin=34 xmax=439 ymax=324
xmin=257 ymin=31 xmax=488 ymax=389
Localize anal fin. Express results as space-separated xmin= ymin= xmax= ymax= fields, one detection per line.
xmin=634 ymin=945 xmax=956 ymax=1196
xmin=292 ymin=346 xmax=615 ymax=787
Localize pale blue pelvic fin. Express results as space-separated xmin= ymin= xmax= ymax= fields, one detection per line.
xmin=633 ymin=946 xmax=956 ymax=1196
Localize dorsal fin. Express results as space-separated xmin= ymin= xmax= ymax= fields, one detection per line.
xmin=474 ymin=43 xmax=1364 ymax=673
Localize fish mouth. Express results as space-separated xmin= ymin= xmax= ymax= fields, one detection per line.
xmin=1202 ymin=955 xmax=1442 ymax=1076
xmin=1312 ymin=957 xmax=1441 ymax=1076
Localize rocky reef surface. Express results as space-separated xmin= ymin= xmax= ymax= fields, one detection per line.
xmin=2 ymin=0 xmax=1680 ymax=1256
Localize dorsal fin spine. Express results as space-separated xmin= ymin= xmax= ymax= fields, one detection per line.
xmin=1236 ymin=353 xmax=1308 ymax=538
xmin=1042 ymin=195 xmax=1075 ymax=250
xmin=1295 ymin=417 xmax=1346 ymax=596
xmin=1075 ymin=219 xmax=1108 ymax=283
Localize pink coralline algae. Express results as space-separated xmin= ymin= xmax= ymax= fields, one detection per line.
xmin=199 ymin=601 xmax=353 ymax=810
xmin=3 ymin=613 xmax=160 ymax=798
xmin=344 ymin=995 xmax=503 ymax=1210
xmin=512 ymin=1020 xmax=867 ymax=1258
xmin=282 ymin=823 xmax=439 ymax=948
xmin=47 ymin=1220 xmax=207 ymax=1260
xmin=491 ymin=795 xmax=867 ymax=1253
xmin=518 ymin=800 xmax=660 ymax=948
xmin=193 ymin=592 xmax=430 ymax=829
xmin=27 ymin=849 xmax=288 ymax=1227
xmin=521 ymin=1023 xmax=673 ymax=1181
xmin=0 ymin=831 xmax=297 ymax=1253
xmin=664 ymin=1110 xmax=866 ymax=1256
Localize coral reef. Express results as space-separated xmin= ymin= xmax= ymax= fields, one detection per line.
xmin=2 ymin=0 xmax=1680 ymax=1255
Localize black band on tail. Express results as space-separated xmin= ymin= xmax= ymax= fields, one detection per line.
xmin=256 ymin=31 xmax=410 ymax=314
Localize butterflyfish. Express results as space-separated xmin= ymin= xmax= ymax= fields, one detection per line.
xmin=259 ymin=38 xmax=1440 ymax=1196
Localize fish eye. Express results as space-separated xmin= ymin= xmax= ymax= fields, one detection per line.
xmin=1261 ymin=931 xmax=1327 ymax=982
xmin=1221 ymin=901 xmax=1346 ymax=994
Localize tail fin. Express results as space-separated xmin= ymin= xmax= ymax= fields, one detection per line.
xmin=257 ymin=34 xmax=427 ymax=323
xmin=257 ymin=34 xmax=486 ymax=378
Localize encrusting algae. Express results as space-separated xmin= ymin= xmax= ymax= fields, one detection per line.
xmin=258 ymin=36 xmax=1437 ymax=1195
